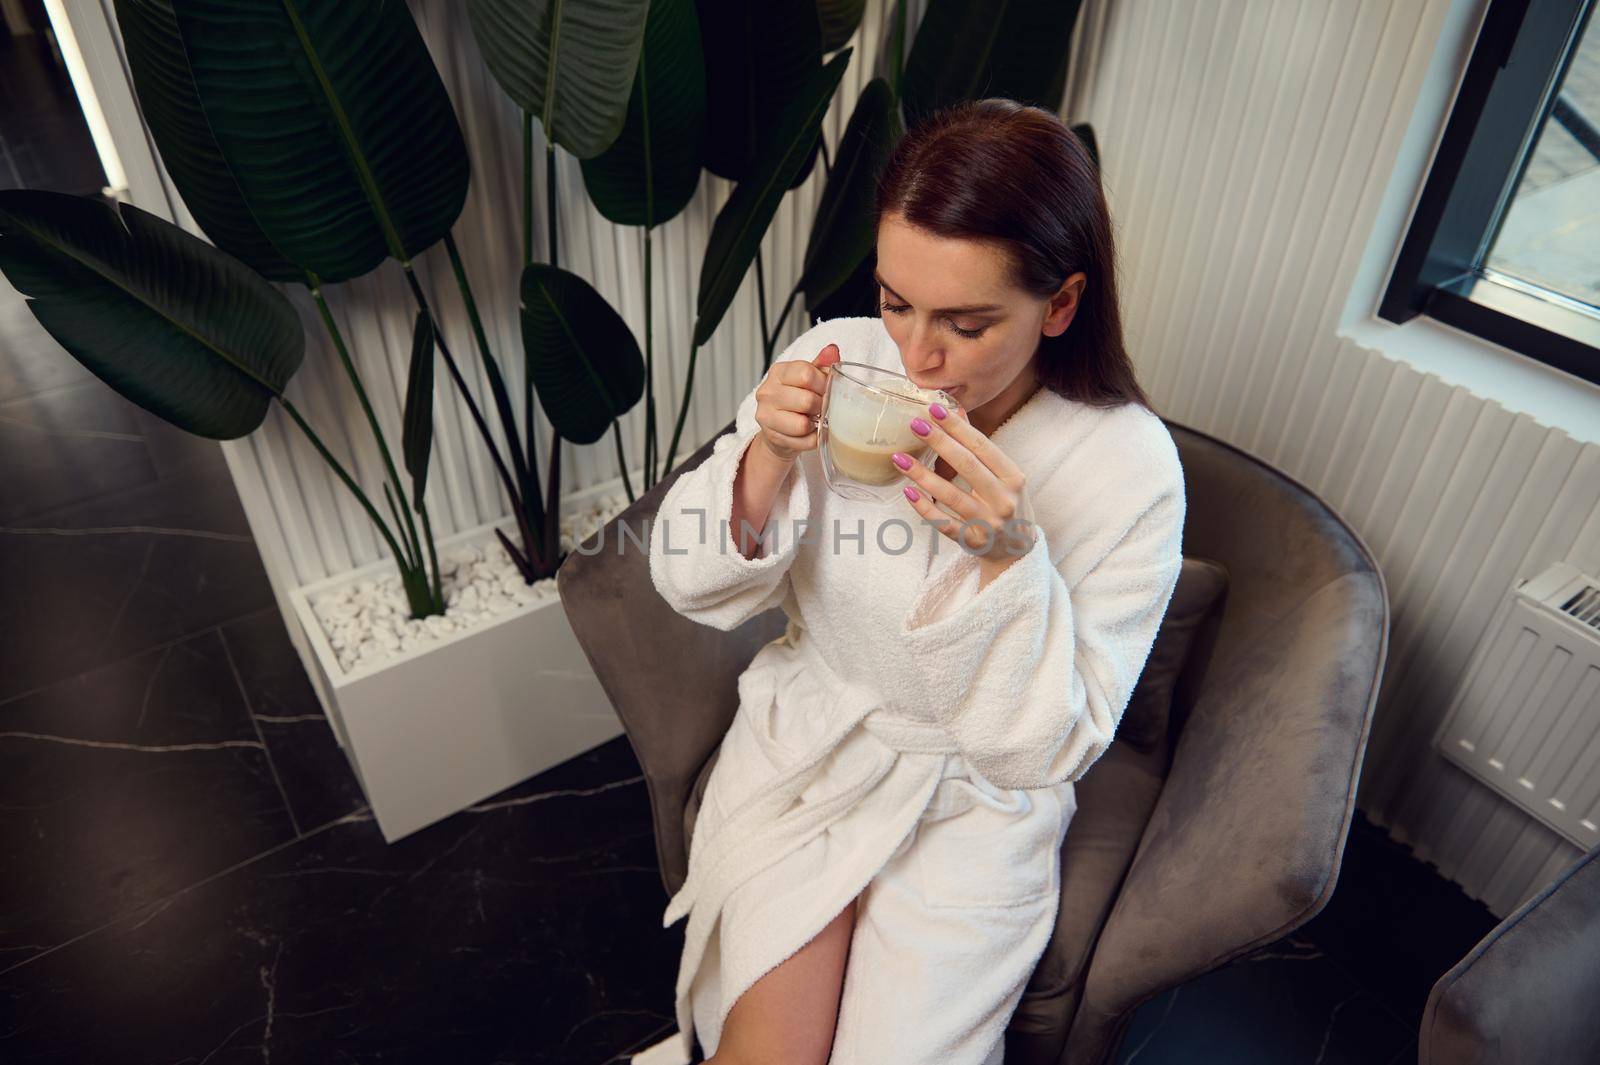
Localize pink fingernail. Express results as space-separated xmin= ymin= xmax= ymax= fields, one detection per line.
xmin=909 ymin=417 xmax=931 ymax=436
xmin=904 ymin=486 xmax=920 ymax=502
xmin=929 ymin=403 xmax=947 ymax=420
xmin=891 ymin=452 xmax=912 ymax=470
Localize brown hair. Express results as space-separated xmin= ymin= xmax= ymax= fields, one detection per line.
xmin=874 ymin=97 xmax=1154 ymax=414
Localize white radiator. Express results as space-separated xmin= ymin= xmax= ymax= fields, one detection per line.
xmin=1434 ymin=563 xmax=1600 ymax=850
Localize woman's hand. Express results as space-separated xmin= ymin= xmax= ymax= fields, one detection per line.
xmin=753 ymin=343 xmax=841 ymax=464
xmin=895 ymin=400 xmax=1038 ymax=577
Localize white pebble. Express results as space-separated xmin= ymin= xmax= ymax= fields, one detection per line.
xmin=310 ymin=501 xmax=622 ymax=676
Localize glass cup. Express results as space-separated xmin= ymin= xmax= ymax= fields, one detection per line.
xmin=814 ymin=361 xmax=956 ymax=503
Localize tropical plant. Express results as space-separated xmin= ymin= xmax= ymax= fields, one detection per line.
xmin=4 ymin=0 xmax=1106 ymax=622
xmin=4 ymin=0 xmax=507 ymax=619
xmin=107 ymin=0 xmax=490 ymax=618
xmin=456 ymin=0 xmax=656 ymax=581
xmin=0 ymin=190 xmax=444 ymax=616
xmin=468 ymin=0 xmax=1097 ymax=493
xmin=463 ymin=0 xmax=861 ymax=496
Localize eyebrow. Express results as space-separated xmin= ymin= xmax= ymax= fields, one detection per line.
xmin=873 ymin=270 xmax=1003 ymax=315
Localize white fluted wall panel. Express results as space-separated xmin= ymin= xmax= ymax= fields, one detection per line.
xmin=1074 ymin=0 xmax=1600 ymax=917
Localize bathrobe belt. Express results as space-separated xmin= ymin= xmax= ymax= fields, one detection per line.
xmin=663 ymin=617 xmax=993 ymax=975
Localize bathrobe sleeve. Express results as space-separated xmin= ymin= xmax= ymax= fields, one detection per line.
xmin=894 ymin=429 xmax=1186 ymax=791
xmin=647 ymin=325 xmax=825 ymax=631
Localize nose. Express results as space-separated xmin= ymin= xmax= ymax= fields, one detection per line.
xmin=901 ymin=320 xmax=944 ymax=379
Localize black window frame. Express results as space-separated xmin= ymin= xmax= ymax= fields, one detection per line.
xmin=1380 ymin=0 xmax=1600 ymax=389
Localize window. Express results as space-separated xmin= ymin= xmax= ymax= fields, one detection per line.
xmin=1381 ymin=0 xmax=1600 ymax=388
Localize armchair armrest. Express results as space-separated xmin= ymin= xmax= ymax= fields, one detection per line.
xmin=1421 ymin=842 xmax=1600 ymax=1064
xmin=1065 ymin=566 xmax=1390 ymax=1060
xmin=556 ymin=419 xmax=789 ymax=897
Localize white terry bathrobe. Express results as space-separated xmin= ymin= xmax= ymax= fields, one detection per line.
xmin=648 ymin=314 xmax=1186 ymax=1063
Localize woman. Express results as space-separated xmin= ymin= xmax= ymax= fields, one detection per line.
xmin=648 ymin=97 xmax=1185 ymax=1064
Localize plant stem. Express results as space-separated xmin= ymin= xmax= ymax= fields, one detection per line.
xmin=523 ymin=109 xmax=539 ymax=525
xmin=662 ymin=339 xmax=700 ymax=475
xmin=306 ymin=280 xmax=422 ymax=571
xmin=528 ymin=115 xmax=553 ymax=559
xmin=442 ymin=233 xmax=534 ymax=505
xmin=277 ymin=396 xmax=410 ymax=577
xmin=543 ymin=432 xmax=562 ymax=575
xmin=755 ymin=247 xmax=771 ymax=367
xmin=532 ymin=140 xmax=560 ymax=555
xmin=382 ymin=481 xmax=419 ymax=568
xmin=401 ymin=264 xmax=539 ymax=565
xmin=644 ymin=226 xmax=656 ymax=489
xmin=416 ymin=498 xmax=442 ymax=606
xmin=611 ymin=421 xmax=634 ymax=504
xmin=380 ymin=482 xmax=438 ymax=614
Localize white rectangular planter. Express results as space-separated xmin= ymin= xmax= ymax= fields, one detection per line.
xmin=288 ymin=519 xmax=623 ymax=843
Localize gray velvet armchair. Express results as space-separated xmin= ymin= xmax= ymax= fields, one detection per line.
xmin=555 ymin=414 xmax=1390 ymax=1064
xmin=1420 ymin=841 xmax=1600 ymax=1064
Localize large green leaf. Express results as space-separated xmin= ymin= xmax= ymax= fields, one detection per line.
xmin=797 ymin=77 xmax=901 ymax=311
xmin=114 ymin=0 xmax=300 ymax=282
xmin=402 ymin=310 xmax=435 ymax=503
xmin=816 ymin=0 xmax=866 ymax=53
xmin=145 ymin=0 xmax=469 ymax=283
xmin=0 ymin=190 xmax=303 ymax=439
xmin=580 ymin=0 xmax=706 ymax=228
xmin=902 ymin=0 xmax=1084 ymax=125
xmin=467 ymin=0 xmax=650 ymax=159
xmin=520 ymin=263 xmax=645 ymax=445
xmin=697 ymin=0 xmax=824 ymax=189
xmin=695 ymin=48 xmax=852 ymax=347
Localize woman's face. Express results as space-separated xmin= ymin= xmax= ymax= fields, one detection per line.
xmin=874 ymin=211 xmax=1084 ymax=427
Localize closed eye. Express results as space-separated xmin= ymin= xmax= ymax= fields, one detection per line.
xmin=879 ymin=299 xmax=987 ymax=340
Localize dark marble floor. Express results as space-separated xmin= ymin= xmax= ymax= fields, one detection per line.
xmin=1110 ymin=807 xmax=1500 ymax=1065
xmin=0 ymin=269 xmax=686 ymax=1061
xmin=0 ymin=74 xmax=1501 ymax=1061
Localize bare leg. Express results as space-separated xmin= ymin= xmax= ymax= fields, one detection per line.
xmin=706 ymin=891 xmax=862 ymax=1065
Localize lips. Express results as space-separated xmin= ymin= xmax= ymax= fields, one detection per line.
xmin=906 ymin=378 xmax=960 ymax=399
